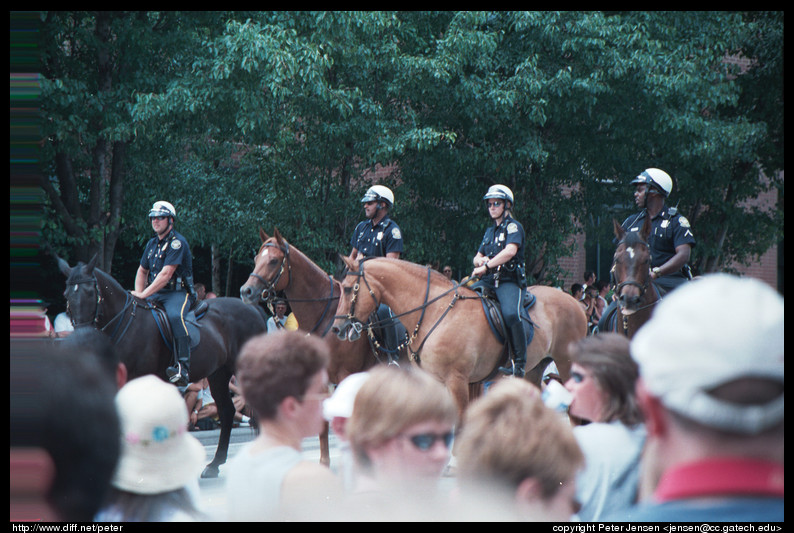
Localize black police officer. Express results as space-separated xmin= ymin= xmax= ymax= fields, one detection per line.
xmin=132 ymin=200 xmax=196 ymax=386
xmin=348 ymin=185 xmax=405 ymax=357
xmin=348 ymin=185 xmax=403 ymax=261
xmin=598 ymin=168 xmax=696 ymax=333
xmin=472 ymin=184 xmax=528 ymax=377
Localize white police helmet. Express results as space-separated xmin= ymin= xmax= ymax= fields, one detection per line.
xmin=483 ymin=184 xmax=514 ymax=207
xmin=148 ymin=200 xmax=177 ymax=219
xmin=360 ymin=185 xmax=394 ymax=209
xmin=631 ymin=168 xmax=673 ymax=197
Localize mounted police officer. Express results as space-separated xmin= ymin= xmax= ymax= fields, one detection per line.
xmin=622 ymin=168 xmax=695 ymax=293
xmin=348 ymin=185 xmax=403 ymax=261
xmin=131 ymin=201 xmax=196 ymax=387
xmin=348 ymin=185 xmax=405 ymax=356
xmin=598 ymin=168 xmax=696 ymax=332
xmin=472 ymin=184 xmax=528 ymax=377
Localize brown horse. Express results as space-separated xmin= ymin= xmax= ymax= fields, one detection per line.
xmin=331 ymin=255 xmax=588 ymax=423
xmin=608 ymin=217 xmax=662 ymax=338
xmin=239 ymin=229 xmax=395 ymax=465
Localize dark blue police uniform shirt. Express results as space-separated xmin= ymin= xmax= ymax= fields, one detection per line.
xmin=620 ymin=207 xmax=696 ymax=269
xmin=477 ymin=214 xmax=525 ymax=281
xmin=350 ymin=215 xmax=404 ymax=258
xmin=140 ymin=229 xmax=193 ymax=287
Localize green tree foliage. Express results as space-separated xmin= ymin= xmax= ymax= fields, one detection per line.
xmin=39 ymin=11 xmax=783 ymax=290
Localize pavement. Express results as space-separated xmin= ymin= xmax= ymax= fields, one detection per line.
xmin=193 ymin=426 xmax=342 ymax=520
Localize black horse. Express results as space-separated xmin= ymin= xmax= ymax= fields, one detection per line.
xmin=58 ymin=254 xmax=267 ymax=478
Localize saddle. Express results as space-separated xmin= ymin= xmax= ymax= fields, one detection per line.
xmin=468 ymin=281 xmax=537 ymax=355
xmin=149 ymin=299 xmax=209 ymax=352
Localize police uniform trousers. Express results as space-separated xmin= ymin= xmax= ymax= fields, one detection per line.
xmin=150 ymin=289 xmax=192 ymax=348
xmin=493 ymin=278 xmax=526 ymax=359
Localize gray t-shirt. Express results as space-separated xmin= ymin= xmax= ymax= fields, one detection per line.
xmin=225 ymin=444 xmax=303 ymax=521
xmin=573 ymin=420 xmax=647 ymax=521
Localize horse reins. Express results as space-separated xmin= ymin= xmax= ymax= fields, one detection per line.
xmin=66 ymin=275 xmax=103 ymax=328
xmin=247 ymin=241 xmax=292 ymax=303
xmin=340 ymin=260 xmax=461 ymax=363
xmin=67 ymin=271 xmax=150 ymax=344
xmin=611 ymin=237 xmax=662 ymax=333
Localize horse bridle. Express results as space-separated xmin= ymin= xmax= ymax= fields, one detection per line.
xmin=66 ymin=275 xmax=103 ymax=328
xmin=245 ymin=241 xmax=340 ymax=336
xmin=611 ymin=265 xmax=650 ymax=301
xmin=338 ymin=259 xmax=461 ymax=361
xmin=66 ymin=272 xmax=144 ymax=343
xmin=247 ymin=241 xmax=292 ymax=303
xmin=610 ymin=237 xmax=661 ymax=334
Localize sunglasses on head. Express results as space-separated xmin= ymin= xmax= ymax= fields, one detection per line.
xmin=150 ymin=216 xmax=168 ymax=221
xmin=404 ymin=432 xmax=455 ymax=451
xmin=487 ymin=201 xmax=503 ymax=208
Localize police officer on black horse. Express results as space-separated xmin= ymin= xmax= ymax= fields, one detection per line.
xmin=598 ymin=168 xmax=696 ymax=333
xmin=131 ymin=200 xmax=197 ymax=387
xmin=472 ymin=184 xmax=529 ymax=378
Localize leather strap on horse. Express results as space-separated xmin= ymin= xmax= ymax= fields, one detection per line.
xmin=249 ymin=241 xmax=342 ymax=337
xmin=406 ymin=268 xmax=460 ymax=364
xmin=247 ymin=240 xmax=292 ymax=304
xmin=344 ymin=261 xmax=461 ymax=365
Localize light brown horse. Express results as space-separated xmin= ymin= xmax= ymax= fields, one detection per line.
xmin=331 ymin=255 xmax=588 ymax=422
xmin=608 ymin=217 xmax=662 ymax=338
xmin=239 ymin=229 xmax=396 ymax=465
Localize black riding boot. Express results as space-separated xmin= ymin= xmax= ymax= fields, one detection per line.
xmin=498 ymin=325 xmax=527 ymax=378
xmin=166 ymin=336 xmax=191 ymax=387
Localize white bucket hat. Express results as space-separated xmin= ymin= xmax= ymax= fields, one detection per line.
xmin=631 ymin=274 xmax=784 ymax=435
xmin=323 ymin=372 xmax=370 ymax=422
xmin=112 ymin=375 xmax=206 ymax=494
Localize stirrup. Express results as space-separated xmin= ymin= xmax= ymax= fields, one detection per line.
xmin=498 ymin=360 xmax=525 ymax=378
xmin=167 ymin=363 xmax=185 ymax=383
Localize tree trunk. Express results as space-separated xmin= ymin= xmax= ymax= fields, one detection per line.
xmin=212 ymin=243 xmax=222 ymax=296
xmin=225 ymin=246 xmax=234 ymax=297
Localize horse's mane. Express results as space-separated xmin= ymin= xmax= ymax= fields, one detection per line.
xmin=362 ymin=257 xmax=456 ymax=288
xmin=263 ymin=236 xmax=329 ymax=279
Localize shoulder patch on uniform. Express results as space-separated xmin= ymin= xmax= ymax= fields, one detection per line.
xmin=506 ymin=222 xmax=518 ymax=234
xmin=171 ymin=240 xmax=182 ymax=250
xmin=391 ymin=228 xmax=402 ymax=240
xmin=678 ymin=216 xmax=690 ymax=228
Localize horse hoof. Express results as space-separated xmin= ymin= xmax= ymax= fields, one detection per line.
xmin=201 ymin=465 xmax=220 ymax=479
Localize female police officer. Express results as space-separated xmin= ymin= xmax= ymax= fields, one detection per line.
xmin=472 ymin=185 xmax=528 ymax=377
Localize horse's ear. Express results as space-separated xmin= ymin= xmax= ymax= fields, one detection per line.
xmin=85 ymin=253 xmax=99 ymax=273
xmin=613 ymin=219 xmax=625 ymax=241
xmin=56 ymin=255 xmax=72 ymax=277
xmin=639 ymin=215 xmax=652 ymax=241
xmin=274 ymin=228 xmax=284 ymax=245
xmin=340 ymin=254 xmax=357 ymax=271
xmin=259 ymin=228 xmax=269 ymax=243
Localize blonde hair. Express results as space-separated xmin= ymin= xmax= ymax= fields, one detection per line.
xmin=456 ymin=379 xmax=583 ymax=498
xmin=347 ymin=366 xmax=457 ymax=470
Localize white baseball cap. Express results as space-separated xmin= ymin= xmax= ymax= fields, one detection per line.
xmin=631 ymin=274 xmax=783 ymax=434
xmin=323 ymin=372 xmax=370 ymax=422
